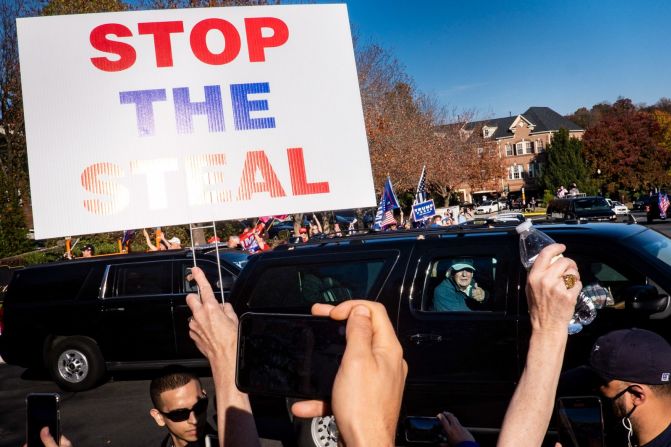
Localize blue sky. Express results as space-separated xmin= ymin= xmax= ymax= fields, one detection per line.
xmin=308 ymin=0 xmax=671 ymax=120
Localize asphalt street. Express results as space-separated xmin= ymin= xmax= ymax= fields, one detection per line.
xmin=1 ymin=212 xmax=669 ymax=447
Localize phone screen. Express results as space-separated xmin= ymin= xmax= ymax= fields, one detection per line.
xmin=26 ymin=393 xmax=60 ymax=447
xmin=557 ymin=396 xmax=605 ymax=447
xmin=236 ymin=313 xmax=346 ymax=399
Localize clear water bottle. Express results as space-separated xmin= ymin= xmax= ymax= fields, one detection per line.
xmin=516 ymin=220 xmax=610 ymax=334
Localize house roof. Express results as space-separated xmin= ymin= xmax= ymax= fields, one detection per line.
xmin=458 ymin=106 xmax=583 ymax=140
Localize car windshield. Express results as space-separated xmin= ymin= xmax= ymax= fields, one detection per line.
xmin=574 ymin=198 xmax=610 ymax=210
xmin=480 ymin=201 xmax=494 ymax=206
xmin=217 ymin=251 xmax=250 ymax=270
xmin=622 ymin=229 xmax=671 ymax=274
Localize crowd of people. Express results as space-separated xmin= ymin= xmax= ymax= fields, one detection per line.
xmin=28 ymin=242 xmax=671 ymax=447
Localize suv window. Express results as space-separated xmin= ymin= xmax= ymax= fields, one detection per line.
xmin=179 ymin=261 xmax=234 ymax=294
xmin=106 ymin=262 xmax=172 ymax=297
xmin=246 ymin=257 xmax=389 ymax=309
xmin=8 ymin=265 xmax=90 ymax=302
xmin=421 ymin=256 xmax=502 ymax=312
xmin=570 ymin=254 xmax=646 ymax=309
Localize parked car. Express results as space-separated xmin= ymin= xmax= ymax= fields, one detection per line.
xmin=0 ymin=248 xmax=247 ymax=391
xmin=606 ymin=199 xmax=629 ymax=215
xmin=228 ymin=222 xmax=671 ymax=446
xmin=546 ymin=196 xmax=616 ymax=221
xmin=474 ymin=200 xmax=500 ymax=214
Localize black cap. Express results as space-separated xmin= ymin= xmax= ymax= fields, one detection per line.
xmin=82 ymin=244 xmax=95 ymax=253
xmin=589 ymin=328 xmax=671 ymax=385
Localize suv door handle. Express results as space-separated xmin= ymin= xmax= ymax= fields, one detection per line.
xmin=409 ymin=333 xmax=443 ymax=345
xmin=104 ymin=307 xmax=125 ymax=312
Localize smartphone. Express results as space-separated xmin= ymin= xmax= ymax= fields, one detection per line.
xmin=557 ymin=396 xmax=605 ymax=447
xmin=403 ymin=417 xmax=446 ymax=444
xmin=26 ymin=393 xmax=60 ymax=447
xmin=236 ymin=313 xmax=347 ymax=399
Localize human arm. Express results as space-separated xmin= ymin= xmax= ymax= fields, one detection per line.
xmin=312 ymin=214 xmax=323 ymax=233
xmin=186 ymin=268 xmax=260 ymax=447
xmin=143 ymin=229 xmax=159 ymax=251
xmin=291 ymin=300 xmax=407 ymax=447
xmin=497 ymin=244 xmax=581 ymax=447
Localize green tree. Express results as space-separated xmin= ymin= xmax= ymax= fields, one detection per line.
xmin=0 ymin=171 xmax=32 ymax=257
xmin=539 ymin=128 xmax=593 ymax=194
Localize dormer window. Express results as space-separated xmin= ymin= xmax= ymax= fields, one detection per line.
xmin=484 ymin=128 xmax=489 ymax=137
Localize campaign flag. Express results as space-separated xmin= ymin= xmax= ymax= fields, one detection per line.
xmin=415 ymin=165 xmax=427 ymax=204
xmin=121 ymin=229 xmax=134 ymax=246
xmin=412 ymin=199 xmax=435 ymax=222
xmin=373 ymin=176 xmax=400 ymax=230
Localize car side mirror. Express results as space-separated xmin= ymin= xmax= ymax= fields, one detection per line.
xmin=623 ymin=285 xmax=669 ymax=314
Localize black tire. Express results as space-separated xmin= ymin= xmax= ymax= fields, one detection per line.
xmin=47 ymin=336 xmax=106 ymax=392
xmin=295 ymin=415 xmax=339 ymax=447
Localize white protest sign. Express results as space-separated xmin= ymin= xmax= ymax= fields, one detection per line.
xmin=17 ymin=4 xmax=375 ymax=239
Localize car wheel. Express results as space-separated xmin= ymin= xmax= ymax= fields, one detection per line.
xmin=296 ymin=415 xmax=339 ymax=447
xmin=47 ymin=336 xmax=106 ymax=391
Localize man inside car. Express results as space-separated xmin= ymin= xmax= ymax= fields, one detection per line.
xmin=433 ymin=259 xmax=487 ymax=311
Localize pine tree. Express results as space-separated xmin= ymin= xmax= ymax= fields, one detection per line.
xmin=540 ymin=128 xmax=592 ymax=194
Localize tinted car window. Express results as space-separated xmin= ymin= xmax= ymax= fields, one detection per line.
xmin=8 ymin=265 xmax=90 ymax=302
xmin=573 ymin=197 xmax=610 ymax=210
xmin=107 ymin=262 xmax=172 ymax=297
xmin=247 ymin=258 xmax=387 ymax=309
xmin=180 ymin=261 xmax=234 ymax=294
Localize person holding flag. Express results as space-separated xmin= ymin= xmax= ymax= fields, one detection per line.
xmin=373 ymin=176 xmax=400 ymax=231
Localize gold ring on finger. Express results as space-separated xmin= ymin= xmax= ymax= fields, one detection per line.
xmin=563 ymin=274 xmax=577 ymax=290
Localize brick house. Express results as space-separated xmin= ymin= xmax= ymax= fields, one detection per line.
xmin=462 ymin=107 xmax=584 ymax=203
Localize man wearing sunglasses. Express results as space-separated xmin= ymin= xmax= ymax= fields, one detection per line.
xmin=589 ymin=329 xmax=671 ymax=447
xmin=149 ymin=367 xmax=215 ymax=447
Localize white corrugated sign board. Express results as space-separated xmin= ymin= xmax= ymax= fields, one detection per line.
xmin=17 ymin=4 xmax=374 ymax=238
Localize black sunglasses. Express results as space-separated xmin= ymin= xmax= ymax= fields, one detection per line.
xmin=607 ymin=385 xmax=635 ymax=402
xmin=160 ymin=395 xmax=208 ymax=422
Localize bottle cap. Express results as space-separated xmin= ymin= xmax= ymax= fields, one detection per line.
xmin=515 ymin=219 xmax=532 ymax=234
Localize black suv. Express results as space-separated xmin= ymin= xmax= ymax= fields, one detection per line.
xmin=228 ymin=222 xmax=671 ymax=446
xmin=546 ymin=196 xmax=616 ymax=221
xmin=0 ymin=248 xmax=247 ymax=391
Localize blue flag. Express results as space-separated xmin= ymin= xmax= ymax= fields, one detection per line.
xmin=373 ymin=176 xmax=400 ymax=231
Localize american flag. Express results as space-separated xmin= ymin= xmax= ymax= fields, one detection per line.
xmin=415 ymin=165 xmax=427 ymax=204
xmin=373 ymin=176 xmax=400 ymax=230
xmin=380 ymin=210 xmax=397 ymax=227
xmin=660 ymin=193 xmax=670 ymax=219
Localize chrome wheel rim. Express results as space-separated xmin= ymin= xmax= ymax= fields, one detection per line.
xmin=310 ymin=415 xmax=338 ymax=447
xmin=57 ymin=349 xmax=89 ymax=383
